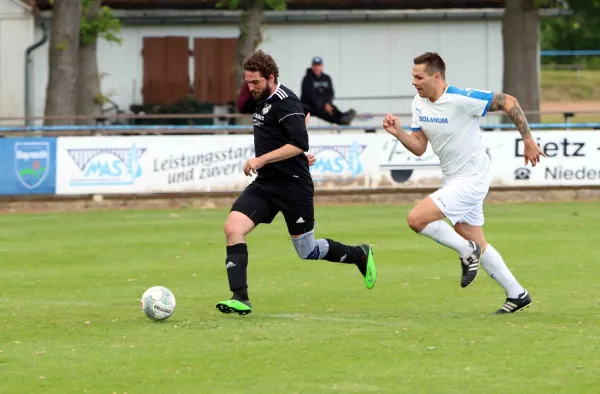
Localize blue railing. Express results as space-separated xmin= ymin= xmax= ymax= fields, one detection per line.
xmin=0 ymin=123 xmax=599 ymax=133
xmin=541 ymin=50 xmax=600 ymax=56
xmin=481 ymin=122 xmax=600 ymax=130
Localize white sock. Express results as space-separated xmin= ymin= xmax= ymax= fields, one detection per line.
xmin=419 ymin=220 xmax=473 ymax=257
xmin=481 ymin=244 xmax=525 ymax=298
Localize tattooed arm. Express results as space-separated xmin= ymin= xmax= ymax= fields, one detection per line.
xmin=488 ymin=93 xmax=533 ymax=140
xmin=488 ymin=93 xmax=546 ymax=166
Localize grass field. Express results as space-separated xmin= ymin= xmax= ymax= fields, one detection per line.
xmin=541 ymin=70 xmax=600 ymax=102
xmin=541 ymin=113 xmax=600 ymax=124
xmin=2 ymin=201 xmax=600 ymax=393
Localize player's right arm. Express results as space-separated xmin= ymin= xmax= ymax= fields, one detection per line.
xmin=382 ymin=113 xmax=428 ymax=156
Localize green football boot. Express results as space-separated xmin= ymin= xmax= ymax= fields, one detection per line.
xmin=359 ymin=244 xmax=376 ymax=289
xmin=216 ymin=299 xmax=252 ymax=315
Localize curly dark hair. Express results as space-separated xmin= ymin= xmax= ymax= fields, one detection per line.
xmin=414 ymin=52 xmax=446 ymax=79
xmin=243 ymin=50 xmax=279 ymax=83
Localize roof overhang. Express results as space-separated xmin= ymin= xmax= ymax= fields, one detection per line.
xmin=38 ymin=7 xmax=570 ymax=25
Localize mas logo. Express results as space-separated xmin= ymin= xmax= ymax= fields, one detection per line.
xmin=14 ymin=142 xmax=50 ymax=189
xmin=379 ymin=138 xmax=440 ymax=184
xmin=309 ymin=142 xmax=366 ymax=179
xmin=67 ymin=145 xmax=146 ymax=186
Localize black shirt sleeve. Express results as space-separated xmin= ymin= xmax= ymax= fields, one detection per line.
xmin=277 ymin=99 xmax=309 ymax=152
xmin=302 ymin=103 xmax=311 ymax=116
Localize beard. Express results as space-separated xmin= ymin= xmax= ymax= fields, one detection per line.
xmin=253 ymin=82 xmax=272 ymax=102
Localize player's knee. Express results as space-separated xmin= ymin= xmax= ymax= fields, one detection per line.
xmin=291 ymin=230 xmax=320 ymax=260
xmin=224 ymin=219 xmax=246 ymax=242
xmin=480 ymin=241 xmax=489 ymax=253
xmin=296 ymin=249 xmax=318 ymax=260
xmin=407 ymin=211 xmax=426 ymax=233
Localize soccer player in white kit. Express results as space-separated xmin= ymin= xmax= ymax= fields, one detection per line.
xmin=383 ymin=52 xmax=546 ymax=314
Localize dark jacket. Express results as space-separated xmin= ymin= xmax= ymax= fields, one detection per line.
xmin=300 ymin=68 xmax=334 ymax=112
xmin=236 ymin=83 xmax=256 ymax=114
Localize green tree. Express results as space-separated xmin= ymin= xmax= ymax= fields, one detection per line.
xmin=76 ymin=0 xmax=122 ymax=125
xmin=218 ymin=0 xmax=287 ymax=95
xmin=503 ymin=0 xmax=541 ymax=124
xmin=541 ymin=0 xmax=600 ymax=67
xmin=44 ymin=0 xmax=82 ymax=125
xmin=44 ymin=0 xmax=121 ymax=126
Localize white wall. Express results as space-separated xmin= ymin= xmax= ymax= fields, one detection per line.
xmin=259 ymin=20 xmax=503 ymax=126
xmin=30 ymin=18 xmax=503 ymax=126
xmin=31 ymin=25 xmax=240 ymax=123
xmin=0 ymin=0 xmax=34 ymax=124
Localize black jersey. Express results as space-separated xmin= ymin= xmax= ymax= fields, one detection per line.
xmin=252 ymin=84 xmax=312 ymax=189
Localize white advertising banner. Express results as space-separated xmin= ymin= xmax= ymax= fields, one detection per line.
xmin=371 ymin=131 xmax=600 ymax=188
xmin=485 ymin=131 xmax=600 ymax=186
xmin=56 ymin=135 xmax=256 ymax=195
xmin=55 ymin=131 xmax=600 ymax=195
xmin=303 ymin=134 xmax=380 ymax=189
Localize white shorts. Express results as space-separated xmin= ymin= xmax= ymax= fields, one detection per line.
xmin=429 ymin=174 xmax=491 ymax=226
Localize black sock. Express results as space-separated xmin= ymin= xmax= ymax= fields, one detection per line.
xmin=225 ymin=243 xmax=249 ymax=301
xmin=323 ymin=239 xmax=366 ymax=274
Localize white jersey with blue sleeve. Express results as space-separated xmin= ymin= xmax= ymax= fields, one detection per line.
xmin=411 ymin=85 xmax=494 ymax=179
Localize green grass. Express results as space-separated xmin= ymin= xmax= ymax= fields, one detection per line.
xmin=541 ymin=69 xmax=600 ymax=101
xmin=541 ymin=113 xmax=600 ymax=124
xmin=2 ymin=201 xmax=600 ymax=393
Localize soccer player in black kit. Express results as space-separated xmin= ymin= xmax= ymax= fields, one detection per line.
xmin=216 ymin=50 xmax=377 ymax=315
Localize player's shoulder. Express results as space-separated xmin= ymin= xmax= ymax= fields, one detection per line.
xmin=269 ymin=84 xmax=300 ymax=103
xmin=446 ymin=85 xmax=493 ymax=101
xmin=269 ymin=84 xmax=303 ymax=111
xmin=280 ymin=84 xmax=300 ymax=99
xmin=412 ymin=93 xmax=425 ymax=108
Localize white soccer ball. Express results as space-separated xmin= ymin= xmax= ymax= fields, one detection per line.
xmin=140 ymin=286 xmax=176 ymax=321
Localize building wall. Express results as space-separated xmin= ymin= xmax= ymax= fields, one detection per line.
xmin=260 ymin=20 xmax=503 ymax=125
xmin=30 ymin=18 xmax=503 ymax=126
xmin=0 ymin=0 xmax=34 ymax=124
xmin=30 ymin=24 xmax=240 ymax=122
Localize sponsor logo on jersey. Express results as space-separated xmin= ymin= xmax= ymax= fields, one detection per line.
xmin=419 ymin=116 xmax=449 ymax=124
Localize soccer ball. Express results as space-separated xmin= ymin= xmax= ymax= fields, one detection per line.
xmin=140 ymin=286 xmax=176 ymax=321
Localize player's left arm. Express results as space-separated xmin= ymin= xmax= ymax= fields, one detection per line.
xmin=266 ymin=100 xmax=309 ymax=162
xmin=488 ymin=92 xmax=546 ymax=166
xmin=245 ymin=143 xmax=305 ymax=176
xmin=245 ymin=101 xmax=308 ymax=175
xmin=257 ymin=144 xmax=304 ymax=166
xmin=303 ymin=110 xmax=316 ymax=166
xmin=277 ymin=100 xmax=310 ymax=151
xmin=488 ymin=93 xmax=531 ymax=140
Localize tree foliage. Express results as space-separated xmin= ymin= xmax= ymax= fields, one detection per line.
xmin=44 ymin=0 xmax=122 ymax=125
xmin=541 ymin=0 xmax=600 ymax=66
xmin=80 ymin=0 xmax=122 ymax=45
xmin=216 ymin=0 xmax=288 ymax=102
xmin=217 ymin=0 xmax=286 ymax=11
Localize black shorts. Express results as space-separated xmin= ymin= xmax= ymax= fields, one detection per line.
xmin=231 ymin=178 xmax=315 ymax=235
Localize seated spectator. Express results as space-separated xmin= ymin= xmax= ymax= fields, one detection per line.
xmin=301 ymin=56 xmax=356 ymax=125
